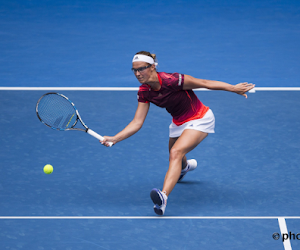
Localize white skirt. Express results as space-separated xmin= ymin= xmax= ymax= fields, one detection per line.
xmin=169 ymin=109 xmax=215 ymax=138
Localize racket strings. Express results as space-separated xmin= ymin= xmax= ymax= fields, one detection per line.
xmin=37 ymin=94 xmax=77 ymax=130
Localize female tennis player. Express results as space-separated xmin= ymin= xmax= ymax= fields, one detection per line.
xmin=101 ymin=51 xmax=254 ymax=215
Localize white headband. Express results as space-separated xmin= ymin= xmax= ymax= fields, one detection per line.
xmin=132 ymin=54 xmax=158 ymax=66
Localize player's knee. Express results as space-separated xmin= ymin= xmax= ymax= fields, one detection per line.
xmin=169 ymin=147 xmax=184 ymax=162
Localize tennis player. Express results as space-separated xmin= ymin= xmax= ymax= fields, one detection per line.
xmin=101 ymin=51 xmax=254 ymax=215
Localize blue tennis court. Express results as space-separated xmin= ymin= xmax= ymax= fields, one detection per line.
xmin=1 ymin=0 xmax=300 ymax=249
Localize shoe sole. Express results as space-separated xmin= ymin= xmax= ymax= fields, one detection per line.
xmin=150 ymin=188 xmax=163 ymax=206
xmin=154 ymin=204 xmax=164 ymax=215
xmin=178 ymin=166 xmax=190 ymax=182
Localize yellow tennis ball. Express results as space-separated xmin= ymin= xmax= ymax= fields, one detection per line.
xmin=44 ymin=164 xmax=53 ymax=174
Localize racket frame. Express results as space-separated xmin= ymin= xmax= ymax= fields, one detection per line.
xmin=36 ymin=92 xmax=112 ymax=146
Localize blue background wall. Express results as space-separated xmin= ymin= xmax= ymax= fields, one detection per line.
xmin=1 ymin=0 xmax=299 ymax=87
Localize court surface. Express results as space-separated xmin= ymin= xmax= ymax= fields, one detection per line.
xmin=1 ymin=0 xmax=300 ymax=249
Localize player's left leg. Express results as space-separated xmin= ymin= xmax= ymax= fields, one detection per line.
xmin=163 ymin=129 xmax=208 ymax=196
xmin=169 ymin=137 xmax=188 ymax=170
xmin=169 ymin=137 xmax=197 ymax=181
xmin=150 ymin=129 xmax=208 ymax=215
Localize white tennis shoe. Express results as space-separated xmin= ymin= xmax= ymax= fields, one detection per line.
xmin=150 ymin=188 xmax=168 ymax=216
xmin=178 ymin=159 xmax=197 ymax=182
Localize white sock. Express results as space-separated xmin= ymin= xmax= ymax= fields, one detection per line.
xmin=162 ymin=191 xmax=168 ymax=200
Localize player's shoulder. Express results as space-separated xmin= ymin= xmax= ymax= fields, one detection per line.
xmin=158 ymin=72 xmax=181 ymax=80
xmin=138 ymin=84 xmax=150 ymax=92
xmin=158 ymin=72 xmax=183 ymax=87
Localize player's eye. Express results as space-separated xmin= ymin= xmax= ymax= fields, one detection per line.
xmin=131 ymin=64 xmax=151 ymax=73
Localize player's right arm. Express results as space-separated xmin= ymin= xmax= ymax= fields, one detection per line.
xmin=101 ymin=102 xmax=150 ymax=146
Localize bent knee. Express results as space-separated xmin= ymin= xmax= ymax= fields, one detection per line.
xmin=169 ymin=147 xmax=185 ymax=162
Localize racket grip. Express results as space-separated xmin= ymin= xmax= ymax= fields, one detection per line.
xmin=87 ymin=129 xmax=113 ymax=147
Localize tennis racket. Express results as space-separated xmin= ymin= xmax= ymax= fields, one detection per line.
xmin=36 ymin=92 xmax=113 ymax=147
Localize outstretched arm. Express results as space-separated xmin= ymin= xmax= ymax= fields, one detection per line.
xmin=101 ymin=102 xmax=150 ymax=147
xmin=183 ymin=75 xmax=255 ymax=98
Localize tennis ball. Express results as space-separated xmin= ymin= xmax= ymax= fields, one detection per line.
xmin=43 ymin=164 xmax=53 ymax=174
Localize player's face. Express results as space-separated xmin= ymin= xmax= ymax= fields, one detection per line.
xmin=132 ymin=61 xmax=154 ymax=84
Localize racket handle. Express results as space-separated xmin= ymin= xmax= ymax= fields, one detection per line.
xmin=87 ymin=129 xmax=113 ymax=147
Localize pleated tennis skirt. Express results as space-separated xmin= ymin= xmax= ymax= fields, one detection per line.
xmin=169 ymin=109 xmax=215 ymax=138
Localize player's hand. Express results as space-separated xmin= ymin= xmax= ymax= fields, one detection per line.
xmin=234 ymin=82 xmax=255 ymax=98
xmin=101 ymin=136 xmax=115 ymax=147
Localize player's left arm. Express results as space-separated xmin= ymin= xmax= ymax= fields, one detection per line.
xmin=183 ymin=75 xmax=255 ymax=98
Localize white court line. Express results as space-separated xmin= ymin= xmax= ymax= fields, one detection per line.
xmin=0 ymin=216 xmax=300 ymax=220
xmin=0 ymin=87 xmax=300 ymax=91
xmin=278 ymin=217 xmax=293 ymax=250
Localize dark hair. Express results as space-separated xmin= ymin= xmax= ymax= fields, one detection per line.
xmin=135 ymin=51 xmax=157 ymax=62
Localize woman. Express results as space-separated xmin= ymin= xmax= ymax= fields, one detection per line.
xmin=101 ymin=51 xmax=254 ymax=215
